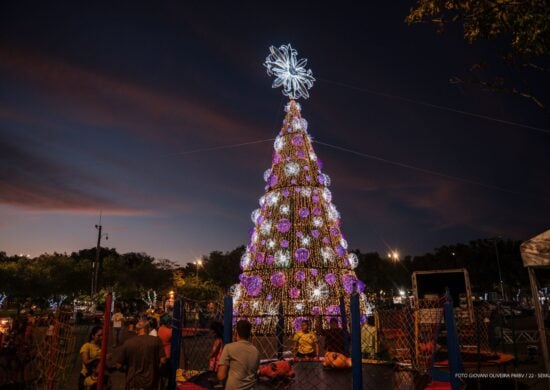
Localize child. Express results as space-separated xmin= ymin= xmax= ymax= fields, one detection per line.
xmin=293 ymin=319 xmax=318 ymax=358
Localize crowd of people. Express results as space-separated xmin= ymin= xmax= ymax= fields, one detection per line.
xmin=78 ymin=306 xmax=172 ymax=390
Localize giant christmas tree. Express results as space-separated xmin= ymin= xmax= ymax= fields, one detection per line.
xmin=232 ymin=44 xmax=366 ymax=333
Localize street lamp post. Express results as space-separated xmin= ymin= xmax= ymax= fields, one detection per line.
xmin=194 ymin=259 xmax=203 ymax=282
xmin=492 ymin=239 xmax=506 ymax=301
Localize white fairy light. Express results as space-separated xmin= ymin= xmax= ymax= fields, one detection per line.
xmin=309 ymin=282 xmax=329 ymax=300
xmin=301 ymin=187 xmax=312 ymax=197
xmin=322 ymin=188 xmax=332 ymax=203
xmin=251 ymin=209 xmax=261 ymax=224
xmin=259 ymin=195 xmax=266 ymax=206
xmin=284 ymin=162 xmax=300 ymax=176
xmin=260 ymin=219 xmax=272 ymax=235
xmin=312 ymin=217 xmax=323 ymax=227
xmin=280 ymin=204 xmax=290 ymax=215
xmin=295 ymin=303 xmax=304 ymax=312
xmin=274 ymin=136 xmax=285 ymax=151
xmin=285 ymin=101 xmax=301 ymax=112
xmin=267 ymin=239 xmax=276 ymax=249
xmin=292 ymin=118 xmax=302 ymax=131
xmin=263 ymin=168 xmax=272 ymax=182
xmin=340 ymin=238 xmax=348 ymax=249
xmin=327 ymin=204 xmax=340 ymax=221
xmin=252 ymin=301 xmax=260 ymax=309
xmin=310 ymin=151 xmax=317 ymax=161
xmin=230 ymin=284 xmax=242 ymax=301
xmin=267 ymin=191 xmax=280 ymax=206
xmin=321 ymin=247 xmax=335 ymax=264
xmin=266 ymin=303 xmax=278 ymax=316
xmin=301 ymin=118 xmax=308 ymax=131
xmin=300 ymin=236 xmax=311 ymax=247
xmin=264 ymin=44 xmax=315 ymax=100
xmin=240 ymin=252 xmax=251 ymax=269
xmin=275 ymin=250 xmax=290 ymax=267
xmin=251 ymin=231 xmax=259 ymax=243
xmin=347 ymin=253 xmax=359 ymax=269
xmin=322 ymin=173 xmax=331 ymax=187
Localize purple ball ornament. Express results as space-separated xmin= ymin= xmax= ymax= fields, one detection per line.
xmin=326 ymin=305 xmax=340 ymax=316
xmin=304 ymin=165 xmax=309 ymax=171
xmin=291 ymin=135 xmax=304 ymax=147
xmin=335 ymin=245 xmax=346 ymax=257
xmin=318 ymin=174 xmax=325 ymax=185
xmin=255 ymin=317 xmax=262 ymax=325
xmin=291 ymin=179 xmax=297 ymax=184
xmin=282 ymin=189 xmax=290 ymax=197
xmin=305 ymin=175 xmax=311 ymax=182
xmin=356 ymin=280 xmax=366 ymax=293
xmin=325 ymin=273 xmax=337 ymax=285
xmin=311 ymin=229 xmax=320 ymax=238
xmin=289 ymin=287 xmax=300 ymax=299
xmin=266 ymin=255 xmax=274 ymax=265
xmin=311 ymin=306 xmax=322 ymax=316
xmin=295 ymin=271 xmax=306 ymax=282
xmin=312 ymin=206 xmax=322 ymax=216
xmin=294 ymin=248 xmax=310 ymax=263
xmin=296 ymin=150 xmax=306 ymax=159
xmin=322 ymin=237 xmax=330 ymax=244
xmin=268 ymin=174 xmax=278 ymax=187
xmin=277 ymin=219 xmax=291 ymax=233
xmin=272 ymin=153 xmax=282 ymax=165
xmin=330 ymin=227 xmax=340 ymax=237
xmin=267 ymin=293 xmax=273 ymax=301
xmin=244 ymin=275 xmax=263 ymax=297
xmin=342 ymin=274 xmax=358 ymax=294
xmin=270 ymin=272 xmax=286 ymax=287
xmin=299 ymin=207 xmax=309 ymax=218
xmin=280 ymin=239 xmax=289 ymax=248
xmin=296 ymin=231 xmax=303 ymax=238
xmin=317 ymin=158 xmax=323 ymax=170
xmin=312 ymin=195 xmax=319 ymax=203
xmin=256 ymin=252 xmax=265 ymax=263
xmin=310 ymin=268 xmax=319 ymax=277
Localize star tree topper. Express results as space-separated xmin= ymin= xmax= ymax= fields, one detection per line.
xmin=264 ymin=44 xmax=315 ymax=100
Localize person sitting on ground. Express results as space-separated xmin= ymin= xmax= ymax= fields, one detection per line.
xmin=293 ymin=319 xmax=319 ymax=358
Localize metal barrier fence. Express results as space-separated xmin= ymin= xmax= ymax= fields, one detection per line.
xmin=178 ymin=294 xmax=453 ymax=390
xmin=175 ymin=294 xmax=550 ymax=390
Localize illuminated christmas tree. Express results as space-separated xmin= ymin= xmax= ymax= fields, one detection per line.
xmin=232 ymin=44 xmax=366 ymax=333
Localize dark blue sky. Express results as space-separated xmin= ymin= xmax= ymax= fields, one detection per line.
xmin=1 ymin=1 xmax=549 ymax=264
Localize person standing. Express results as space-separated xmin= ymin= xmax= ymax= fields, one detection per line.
xmin=79 ymin=326 xmax=102 ymax=390
xmin=217 ymin=320 xmax=259 ymax=390
xmin=157 ymin=315 xmax=172 ymax=388
xmin=112 ymin=308 xmax=124 ymax=348
xmin=208 ymin=322 xmax=224 ymax=372
xmin=320 ymin=318 xmax=346 ymax=355
xmin=115 ymin=320 xmax=166 ymax=390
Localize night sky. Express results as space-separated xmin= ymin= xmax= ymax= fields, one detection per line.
xmin=1 ymin=2 xmax=549 ymax=264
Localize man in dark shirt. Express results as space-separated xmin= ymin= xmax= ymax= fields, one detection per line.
xmin=115 ymin=319 xmax=166 ymax=390
xmin=321 ymin=318 xmax=346 ymax=355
